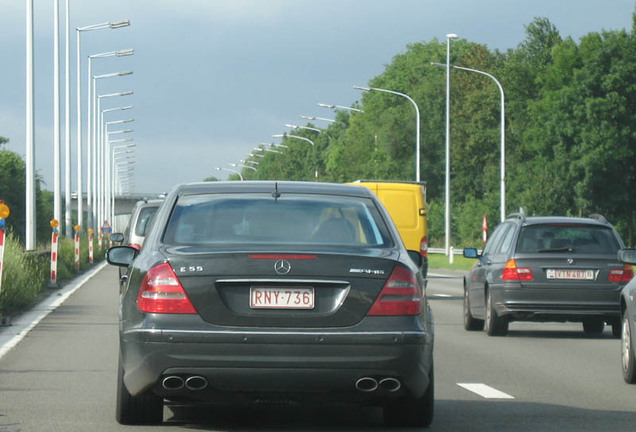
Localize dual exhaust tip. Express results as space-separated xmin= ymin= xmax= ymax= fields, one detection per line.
xmin=162 ymin=375 xmax=208 ymax=391
xmin=355 ymin=376 xmax=401 ymax=393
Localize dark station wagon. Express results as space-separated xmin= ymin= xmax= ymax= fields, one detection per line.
xmin=463 ymin=213 xmax=633 ymax=336
xmin=107 ymin=181 xmax=434 ymax=427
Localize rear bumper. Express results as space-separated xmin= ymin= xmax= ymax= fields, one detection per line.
xmin=121 ymin=325 xmax=434 ymax=402
xmin=492 ymin=284 xmax=622 ymax=321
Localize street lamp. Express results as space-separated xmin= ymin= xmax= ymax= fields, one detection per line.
xmin=98 ymin=106 xmax=133 ymax=227
xmin=300 ymin=115 xmax=335 ymax=124
xmin=444 ymin=33 xmax=458 ymax=255
xmin=431 ymin=61 xmax=506 ymax=222
xmin=215 ymin=167 xmax=243 ymax=181
xmin=89 ymin=69 xmax=132 ymax=231
xmin=285 ymin=124 xmax=321 ymax=134
xmin=318 ymin=103 xmax=364 ymax=113
xmin=353 ymin=85 xmax=422 ymax=182
xmin=76 ymin=21 xmax=131 ymax=232
xmin=229 ymin=163 xmax=257 ymax=172
xmin=272 ymin=134 xmax=317 ymax=179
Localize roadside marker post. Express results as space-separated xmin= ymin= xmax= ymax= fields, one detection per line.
xmin=50 ymin=219 xmax=59 ymax=288
xmin=74 ymin=225 xmax=81 ymax=271
xmin=0 ymin=201 xmax=10 ymax=298
xmin=88 ymin=228 xmax=94 ymax=265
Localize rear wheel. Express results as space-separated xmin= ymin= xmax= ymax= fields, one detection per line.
xmin=582 ymin=318 xmax=604 ymax=335
xmin=116 ymin=358 xmax=164 ymax=425
xmin=384 ymin=364 xmax=434 ymax=428
xmin=464 ymin=287 xmax=484 ymax=331
xmin=622 ymin=314 xmax=636 ymax=384
xmin=485 ymin=290 xmax=508 ymax=336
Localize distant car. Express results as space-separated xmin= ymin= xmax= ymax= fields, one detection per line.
xmin=112 ymin=199 xmax=163 ymax=282
xmin=106 ymin=181 xmax=434 ymax=427
xmin=619 ymin=249 xmax=636 ymax=383
xmin=121 ymin=198 xmax=163 ymax=250
xmin=463 ymin=213 xmax=633 ymax=336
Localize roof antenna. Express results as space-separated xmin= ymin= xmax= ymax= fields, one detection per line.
xmin=272 ymin=182 xmax=281 ymax=201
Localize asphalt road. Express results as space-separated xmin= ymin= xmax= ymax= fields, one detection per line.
xmin=0 ymin=265 xmax=634 ymax=431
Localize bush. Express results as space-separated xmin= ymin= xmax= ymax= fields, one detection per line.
xmin=0 ymin=230 xmax=107 ymax=317
xmin=0 ymin=231 xmax=47 ymax=314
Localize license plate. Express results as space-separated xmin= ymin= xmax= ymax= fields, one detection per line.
xmin=546 ymin=269 xmax=595 ymax=280
xmin=250 ymin=287 xmax=315 ymax=309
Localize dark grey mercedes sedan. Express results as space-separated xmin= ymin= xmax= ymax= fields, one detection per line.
xmin=107 ymin=181 xmax=434 ymax=427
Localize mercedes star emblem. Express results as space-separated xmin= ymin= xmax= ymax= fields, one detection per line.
xmin=274 ymin=259 xmax=292 ymax=275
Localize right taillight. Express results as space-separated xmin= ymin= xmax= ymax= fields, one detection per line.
xmin=137 ymin=262 xmax=197 ymax=314
xmin=609 ymin=265 xmax=634 ymax=283
xmin=502 ymin=259 xmax=533 ymax=281
xmin=367 ymin=265 xmax=422 ymax=316
xmin=420 ymin=236 xmax=428 ymax=258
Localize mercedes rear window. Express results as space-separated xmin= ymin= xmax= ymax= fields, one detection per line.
xmin=516 ymin=224 xmax=620 ymax=254
xmin=163 ymin=193 xmax=392 ymax=247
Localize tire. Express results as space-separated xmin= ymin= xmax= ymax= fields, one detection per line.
xmin=464 ymin=287 xmax=484 ymax=331
xmin=621 ymin=314 xmax=636 ymax=384
xmin=582 ymin=318 xmax=604 ymax=335
xmin=485 ymin=290 xmax=508 ymax=336
xmin=384 ymin=364 xmax=434 ymax=428
xmin=116 ymin=358 xmax=164 ymax=425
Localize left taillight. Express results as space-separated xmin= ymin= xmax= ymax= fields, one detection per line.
xmin=609 ymin=265 xmax=634 ymax=283
xmin=367 ymin=264 xmax=422 ymax=316
xmin=137 ymin=262 xmax=197 ymax=314
xmin=501 ymin=259 xmax=533 ymax=281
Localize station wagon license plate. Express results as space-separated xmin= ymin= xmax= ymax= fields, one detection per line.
xmin=546 ymin=269 xmax=595 ymax=280
xmin=250 ymin=287 xmax=315 ymax=309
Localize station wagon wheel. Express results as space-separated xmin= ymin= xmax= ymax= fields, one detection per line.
xmin=622 ymin=314 xmax=636 ymax=383
xmin=464 ymin=286 xmax=484 ymax=331
xmin=116 ymin=358 xmax=164 ymax=424
xmin=485 ymin=290 xmax=508 ymax=336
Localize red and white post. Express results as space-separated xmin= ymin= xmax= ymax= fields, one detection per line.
xmin=74 ymin=225 xmax=81 ymax=272
xmin=50 ymin=219 xmax=59 ymax=287
xmin=482 ymin=214 xmax=488 ymax=243
xmin=88 ymin=228 xmax=94 ymax=265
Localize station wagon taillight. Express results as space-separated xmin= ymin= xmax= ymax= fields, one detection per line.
xmin=502 ymin=259 xmax=533 ymax=281
xmin=137 ymin=263 xmax=197 ymax=314
xmin=609 ymin=265 xmax=634 ymax=283
xmin=367 ymin=265 xmax=422 ymax=316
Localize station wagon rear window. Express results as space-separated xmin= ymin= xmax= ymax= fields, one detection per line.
xmin=163 ymin=193 xmax=392 ymax=247
xmin=516 ymin=224 xmax=620 ymax=254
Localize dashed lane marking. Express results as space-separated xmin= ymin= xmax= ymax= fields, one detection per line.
xmin=457 ymin=383 xmax=515 ymax=399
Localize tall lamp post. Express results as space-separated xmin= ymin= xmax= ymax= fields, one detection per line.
xmin=317 ymin=103 xmax=363 ymax=113
xmin=300 ymin=115 xmax=335 ymax=124
xmin=26 ymin=0 xmax=35 ymax=249
xmin=86 ymin=50 xmax=133 ymax=230
xmin=444 ymin=33 xmax=458 ymax=255
xmin=431 ymin=61 xmax=506 ymax=222
xmin=76 ymin=21 xmax=130 ymax=233
xmin=272 ymin=134 xmax=317 ymax=179
xmin=353 ymin=85 xmax=421 ymax=182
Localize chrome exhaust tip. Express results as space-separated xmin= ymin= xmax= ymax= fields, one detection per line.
xmin=185 ymin=376 xmax=208 ymax=391
xmin=379 ymin=377 xmax=401 ymax=392
xmin=162 ymin=376 xmax=185 ymax=391
xmin=355 ymin=377 xmax=379 ymax=392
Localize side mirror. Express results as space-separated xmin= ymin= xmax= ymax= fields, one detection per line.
xmin=106 ymin=246 xmax=137 ymax=267
xmin=463 ymin=247 xmax=479 ymax=259
xmin=619 ymin=249 xmax=636 ymax=265
xmin=110 ymin=232 xmax=125 ymax=244
xmin=407 ymin=250 xmax=423 ymax=268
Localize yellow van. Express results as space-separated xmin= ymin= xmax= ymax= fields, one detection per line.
xmin=349 ymin=180 xmax=428 ymax=277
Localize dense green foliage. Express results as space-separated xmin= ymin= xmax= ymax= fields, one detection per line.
xmin=231 ymin=16 xmax=636 ymax=247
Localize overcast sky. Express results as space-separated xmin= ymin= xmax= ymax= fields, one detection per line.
xmin=0 ymin=0 xmax=633 ymax=194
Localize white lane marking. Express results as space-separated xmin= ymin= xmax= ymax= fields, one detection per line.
xmin=0 ymin=261 xmax=107 ymax=361
xmin=433 ymin=294 xmax=453 ymax=297
xmin=457 ymin=383 xmax=515 ymax=399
